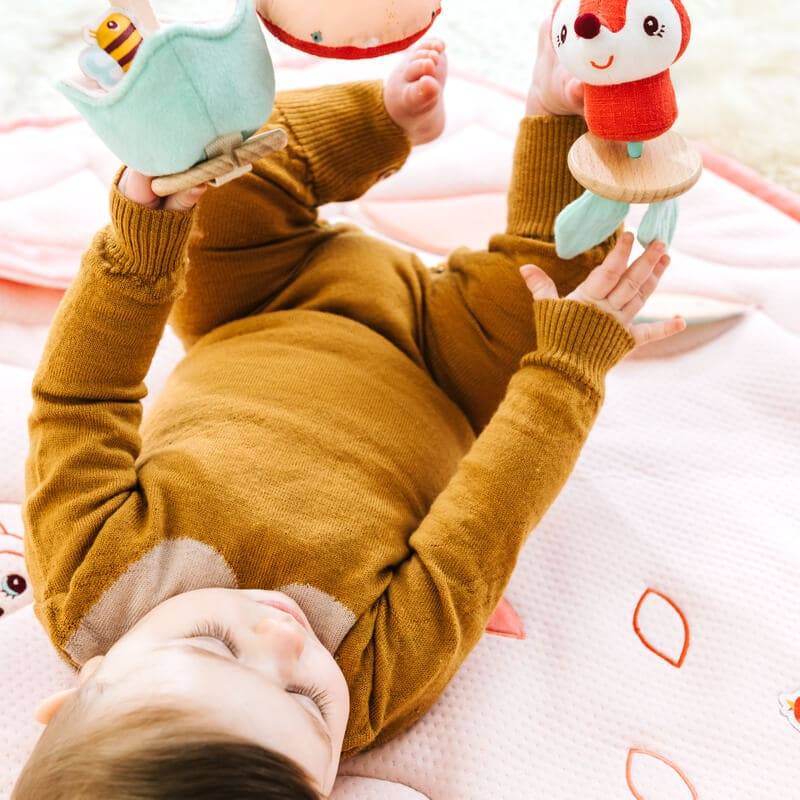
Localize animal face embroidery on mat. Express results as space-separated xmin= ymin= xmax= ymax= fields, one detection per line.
xmin=0 ymin=522 xmax=30 ymax=619
xmin=79 ymin=8 xmax=143 ymax=90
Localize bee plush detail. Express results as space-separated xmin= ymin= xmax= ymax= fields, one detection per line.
xmin=79 ymin=9 xmax=143 ymax=90
xmin=60 ymin=0 xmax=286 ymax=192
xmin=549 ymin=0 xmax=701 ymax=258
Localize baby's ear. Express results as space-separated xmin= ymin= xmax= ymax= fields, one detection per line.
xmin=78 ymin=654 xmax=104 ymax=685
xmin=35 ymin=656 xmax=105 ymax=724
xmin=34 ymin=688 xmax=78 ymax=725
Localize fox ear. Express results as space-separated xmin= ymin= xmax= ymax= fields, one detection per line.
xmin=671 ymin=0 xmax=692 ymax=60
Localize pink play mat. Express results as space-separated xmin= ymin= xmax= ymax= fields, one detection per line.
xmin=1 ymin=56 xmax=799 ymax=799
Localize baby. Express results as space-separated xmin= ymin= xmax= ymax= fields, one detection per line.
xmin=14 ymin=23 xmax=682 ymax=800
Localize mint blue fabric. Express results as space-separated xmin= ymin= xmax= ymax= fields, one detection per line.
xmin=637 ymin=199 xmax=680 ymax=249
xmin=555 ymin=190 xmax=630 ymax=260
xmin=627 ymin=142 xmax=643 ymax=159
xmin=58 ymin=0 xmax=275 ymax=176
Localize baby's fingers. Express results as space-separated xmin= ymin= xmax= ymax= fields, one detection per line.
xmin=117 ymin=169 xmax=206 ymax=211
xmin=572 ymin=232 xmax=634 ymax=303
xmin=607 ymin=243 xmax=668 ymax=320
xmin=520 ymin=264 xmax=559 ymax=301
xmin=163 ymin=183 xmax=207 ymax=212
xmin=629 ymin=315 xmax=686 ymax=347
xmin=118 ymin=169 xmax=160 ymax=209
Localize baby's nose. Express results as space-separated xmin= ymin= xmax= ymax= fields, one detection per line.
xmin=253 ymin=615 xmax=305 ymax=660
xmin=575 ymin=13 xmax=602 ymax=39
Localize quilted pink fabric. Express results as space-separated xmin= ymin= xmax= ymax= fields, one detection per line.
xmin=1 ymin=58 xmax=799 ymax=799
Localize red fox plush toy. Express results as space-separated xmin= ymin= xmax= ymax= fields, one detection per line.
xmin=550 ymin=0 xmax=700 ymax=258
xmin=552 ymin=0 xmax=691 ymax=141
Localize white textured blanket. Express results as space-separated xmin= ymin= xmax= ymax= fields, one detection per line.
xmin=1 ymin=57 xmax=799 ymax=799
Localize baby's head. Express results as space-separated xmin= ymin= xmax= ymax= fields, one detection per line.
xmin=13 ymin=588 xmax=350 ymax=799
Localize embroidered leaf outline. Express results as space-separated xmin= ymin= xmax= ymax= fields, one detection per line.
xmin=626 ymin=749 xmax=698 ymax=800
xmin=633 ymin=588 xmax=690 ymax=668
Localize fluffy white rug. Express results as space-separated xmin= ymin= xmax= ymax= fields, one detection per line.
xmin=1 ymin=1 xmax=798 ymax=193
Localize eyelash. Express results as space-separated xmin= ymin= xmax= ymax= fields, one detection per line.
xmin=186 ymin=623 xmax=332 ymax=720
xmin=289 ymin=684 xmax=333 ymax=720
xmin=187 ymin=620 xmax=240 ymax=658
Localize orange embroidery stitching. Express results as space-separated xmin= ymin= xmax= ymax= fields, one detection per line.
xmin=633 ymin=588 xmax=690 ymax=668
xmin=0 ymin=521 xmax=22 ymax=541
xmin=1 ymin=522 xmax=24 ymax=558
xmin=626 ymin=749 xmax=698 ymax=800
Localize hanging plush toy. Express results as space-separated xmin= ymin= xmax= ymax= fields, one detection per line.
xmin=550 ymin=0 xmax=702 ymax=258
xmin=60 ymin=0 xmax=287 ymax=196
xmin=256 ymin=0 xmax=443 ymax=59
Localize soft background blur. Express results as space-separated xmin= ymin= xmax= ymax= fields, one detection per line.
xmin=1 ymin=0 xmax=798 ymax=193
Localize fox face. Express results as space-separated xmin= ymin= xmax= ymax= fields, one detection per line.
xmin=551 ymin=0 xmax=690 ymax=86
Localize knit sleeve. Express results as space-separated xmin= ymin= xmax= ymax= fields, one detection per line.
xmin=422 ymin=115 xmax=622 ymax=434
xmin=23 ymin=185 xmax=194 ymax=655
xmin=337 ymin=299 xmax=635 ymax=758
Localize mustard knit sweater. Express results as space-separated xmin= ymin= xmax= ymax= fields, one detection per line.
xmin=24 ymin=81 xmax=634 ymax=758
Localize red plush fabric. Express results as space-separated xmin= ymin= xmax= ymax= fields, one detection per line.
xmin=584 ymin=71 xmax=678 ymax=141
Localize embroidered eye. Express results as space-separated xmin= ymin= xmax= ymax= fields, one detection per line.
xmin=556 ymin=24 xmax=568 ymax=47
xmin=107 ymin=20 xmax=119 ymax=30
xmin=2 ymin=574 xmax=26 ymax=598
xmin=643 ymin=16 xmax=663 ymax=37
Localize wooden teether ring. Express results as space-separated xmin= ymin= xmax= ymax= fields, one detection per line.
xmin=568 ymin=131 xmax=702 ymax=204
xmin=151 ymin=128 xmax=289 ymax=197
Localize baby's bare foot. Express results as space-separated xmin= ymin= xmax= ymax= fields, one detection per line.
xmin=384 ymin=39 xmax=447 ymax=146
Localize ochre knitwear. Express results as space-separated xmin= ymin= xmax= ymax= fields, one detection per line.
xmin=25 ymin=81 xmax=634 ymax=757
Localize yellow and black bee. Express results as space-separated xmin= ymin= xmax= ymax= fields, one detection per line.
xmin=86 ymin=11 xmax=142 ymax=73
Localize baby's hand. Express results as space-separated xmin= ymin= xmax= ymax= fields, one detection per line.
xmin=526 ymin=17 xmax=584 ymax=117
xmin=117 ymin=169 xmax=206 ymax=212
xmin=520 ymin=233 xmax=686 ymax=347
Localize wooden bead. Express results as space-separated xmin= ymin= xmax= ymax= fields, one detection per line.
xmin=568 ymin=131 xmax=703 ymax=204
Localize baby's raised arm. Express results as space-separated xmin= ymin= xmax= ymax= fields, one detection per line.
xmin=337 ymin=226 xmax=683 ymax=758
xmin=24 ymin=174 xmax=201 ymax=661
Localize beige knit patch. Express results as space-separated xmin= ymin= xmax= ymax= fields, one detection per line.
xmin=279 ymin=583 xmax=357 ymax=653
xmin=65 ymin=539 xmax=238 ymax=664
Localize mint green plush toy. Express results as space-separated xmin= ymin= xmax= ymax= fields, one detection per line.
xmin=59 ymin=0 xmax=281 ymax=186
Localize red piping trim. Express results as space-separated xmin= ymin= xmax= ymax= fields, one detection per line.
xmin=697 ymin=142 xmax=800 ymax=223
xmin=257 ymin=11 xmax=440 ymax=60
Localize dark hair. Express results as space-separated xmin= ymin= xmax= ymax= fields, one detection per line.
xmin=12 ymin=705 xmax=322 ymax=800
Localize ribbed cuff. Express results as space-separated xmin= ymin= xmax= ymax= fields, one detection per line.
xmin=507 ymin=116 xmax=588 ymax=240
xmin=104 ymin=176 xmax=195 ymax=282
xmin=522 ymin=299 xmax=635 ymax=394
xmin=273 ymin=81 xmax=411 ymax=204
